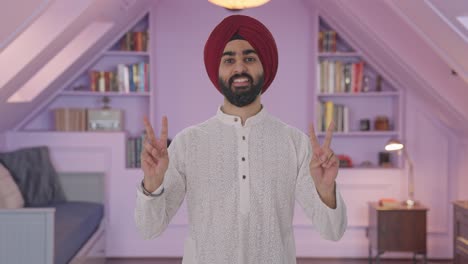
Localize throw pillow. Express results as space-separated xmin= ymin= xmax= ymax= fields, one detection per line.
xmin=0 ymin=162 xmax=25 ymax=208
xmin=0 ymin=146 xmax=67 ymax=206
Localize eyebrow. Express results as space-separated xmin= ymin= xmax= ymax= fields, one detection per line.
xmin=222 ymin=49 xmax=258 ymax=57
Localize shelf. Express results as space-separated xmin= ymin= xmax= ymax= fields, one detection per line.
xmin=339 ymin=167 xmax=400 ymax=171
xmin=60 ymin=91 xmax=150 ymax=97
xmin=124 ymin=168 xmax=142 ymax=173
xmin=318 ymin=52 xmax=360 ymax=58
xmin=317 ymin=92 xmax=399 ymax=97
xmin=103 ymin=51 xmax=149 ymax=56
xmin=316 ymin=131 xmax=399 ymax=137
xmin=20 ymin=130 xmax=126 ymax=134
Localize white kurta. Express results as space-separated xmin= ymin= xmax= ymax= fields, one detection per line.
xmin=135 ymin=107 xmax=347 ymax=264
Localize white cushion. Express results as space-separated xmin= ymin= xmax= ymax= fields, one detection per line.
xmin=0 ymin=163 xmax=24 ymax=208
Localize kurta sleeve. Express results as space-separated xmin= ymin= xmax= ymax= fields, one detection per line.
xmin=134 ymin=133 xmax=187 ymax=239
xmin=294 ymin=132 xmax=347 ymax=241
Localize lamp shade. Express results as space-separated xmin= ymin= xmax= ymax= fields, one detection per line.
xmin=208 ymin=0 xmax=270 ymax=10
xmin=385 ymin=139 xmax=404 ymax=152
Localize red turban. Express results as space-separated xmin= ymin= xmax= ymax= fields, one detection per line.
xmin=204 ymin=15 xmax=278 ymax=94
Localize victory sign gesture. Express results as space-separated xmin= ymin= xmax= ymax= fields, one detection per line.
xmin=141 ymin=116 xmax=169 ymax=193
xmin=309 ymin=122 xmax=339 ymax=208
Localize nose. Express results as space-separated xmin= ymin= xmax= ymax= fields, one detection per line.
xmin=233 ymin=60 xmax=247 ymax=74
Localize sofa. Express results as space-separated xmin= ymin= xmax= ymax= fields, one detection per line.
xmin=0 ymin=146 xmax=105 ymax=264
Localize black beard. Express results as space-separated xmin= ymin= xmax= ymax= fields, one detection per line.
xmin=219 ymin=73 xmax=264 ymax=107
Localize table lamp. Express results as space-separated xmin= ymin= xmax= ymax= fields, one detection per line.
xmin=385 ymin=139 xmax=415 ymax=207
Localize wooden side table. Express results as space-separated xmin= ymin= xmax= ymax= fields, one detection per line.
xmin=453 ymin=201 xmax=468 ymax=264
xmin=367 ymin=202 xmax=428 ymax=264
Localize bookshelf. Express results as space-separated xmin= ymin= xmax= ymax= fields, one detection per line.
xmin=20 ymin=13 xmax=151 ymax=169
xmin=315 ymin=17 xmax=402 ymax=169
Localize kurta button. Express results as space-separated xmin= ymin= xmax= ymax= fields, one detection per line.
xmin=234 ymin=118 xmax=238 ymax=122
xmin=242 ymin=157 xmax=245 ymax=161
xmin=243 ymin=175 xmax=246 ymax=179
xmin=242 ymin=136 xmax=246 ymax=140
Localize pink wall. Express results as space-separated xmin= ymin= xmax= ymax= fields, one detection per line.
xmin=152 ymin=0 xmax=313 ymax=138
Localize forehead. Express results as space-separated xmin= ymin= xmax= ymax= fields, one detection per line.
xmin=223 ymin=39 xmax=256 ymax=53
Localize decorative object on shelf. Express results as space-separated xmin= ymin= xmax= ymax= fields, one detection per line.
xmin=376 ymin=75 xmax=383 ymax=92
xmin=337 ymin=154 xmax=353 ymax=168
xmin=358 ymin=160 xmax=374 ymax=168
xmin=385 ymin=138 xmax=415 ymax=207
xmin=378 ymin=151 xmax=391 ymax=167
xmin=362 ymin=75 xmax=370 ymax=92
xmin=102 ymin=96 xmax=110 ymax=109
xmin=374 ymin=115 xmax=389 ymax=131
xmin=208 ymin=0 xmax=270 ymax=10
xmin=87 ymin=96 xmax=123 ymax=131
xmin=359 ymin=119 xmax=370 ymax=131
xmin=72 ymin=85 xmax=88 ymax=91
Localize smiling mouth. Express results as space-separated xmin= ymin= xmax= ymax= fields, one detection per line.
xmin=230 ymin=76 xmax=252 ymax=89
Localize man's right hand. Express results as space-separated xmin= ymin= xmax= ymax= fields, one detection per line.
xmin=141 ymin=116 xmax=169 ymax=193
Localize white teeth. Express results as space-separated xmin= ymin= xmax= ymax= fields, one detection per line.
xmin=233 ymin=78 xmax=248 ymax=83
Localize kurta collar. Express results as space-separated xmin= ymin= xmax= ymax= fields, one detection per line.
xmin=216 ymin=105 xmax=267 ymax=127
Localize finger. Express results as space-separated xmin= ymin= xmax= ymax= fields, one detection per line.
xmin=322 ymin=151 xmax=336 ymax=168
xmin=144 ymin=141 xmax=158 ymax=158
xmin=324 ymin=150 xmax=334 ymax=163
xmin=160 ymin=116 xmax=168 ymax=147
xmin=141 ymin=152 xmax=156 ymax=167
xmin=309 ymin=123 xmax=320 ymax=149
xmin=154 ymin=140 xmax=168 ymax=158
xmin=143 ymin=116 xmax=157 ymax=144
xmin=310 ymin=157 xmax=323 ymax=168
xmin=311 ymin=149 xmax=325 ymax=168
xmin=323 ymin=121 xmax=335 ymax=149
xmin=325 ymin=157 xmax=339 ymax=169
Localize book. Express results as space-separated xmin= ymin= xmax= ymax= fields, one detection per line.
xmin=378 ymin=198 xmax=401 ymax=208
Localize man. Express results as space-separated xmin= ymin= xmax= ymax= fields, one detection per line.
xmin=135 ymin=15 xmax=347 ymax=264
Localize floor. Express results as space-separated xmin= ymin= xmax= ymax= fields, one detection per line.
xmin=106 ymin=258 xmax=453 ymax=264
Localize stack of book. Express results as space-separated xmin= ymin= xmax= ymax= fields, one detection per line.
xmin=118 ymin=31 xmax=149 ymax=52
xmin=53 ymin=108 xmax=87 ymax=131
xmin=89 ymin=62 xmax=149 ymax=93
xmin=378 ymin=198 xmax=401 ymax=208
xmin=318 ymin=30 xmax=337 ymax=52
xmin=127 ymin=132 xmax=145 ymax=168
xmin=316 ymin=101 xmax=349 ymax=133
xmin=317 ymin=60 xmax=365 ymax=94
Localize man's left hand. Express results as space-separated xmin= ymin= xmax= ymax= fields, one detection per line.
xmin=309 ymin=121 xmax=339 ymax=208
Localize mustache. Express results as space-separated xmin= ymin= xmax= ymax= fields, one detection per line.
xmin=229 ymin=73 xmax=253 ymax=86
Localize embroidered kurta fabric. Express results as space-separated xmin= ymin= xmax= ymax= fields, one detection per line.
xmin=135 ymin=107 xmax=347 ymax=264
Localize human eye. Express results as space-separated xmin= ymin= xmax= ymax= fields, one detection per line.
xmin=245 ymin=57 xmax=256 ymax=63
xmin=223 ymin=58 xmax=234 ymax=64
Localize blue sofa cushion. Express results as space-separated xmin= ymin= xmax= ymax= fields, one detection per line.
xmin=52 ymin=201 xmax=104 ymax=264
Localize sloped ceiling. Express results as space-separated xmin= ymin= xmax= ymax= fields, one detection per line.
xmin=0 ymin=0 xmax=152 ymax=132
xmin=309 ymin=0 xmax=468 ymax=135
xmin=387 ymin=0 xmax=468 ymax=86
xmin=0 ymin=0 xmax=52 ymax=51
